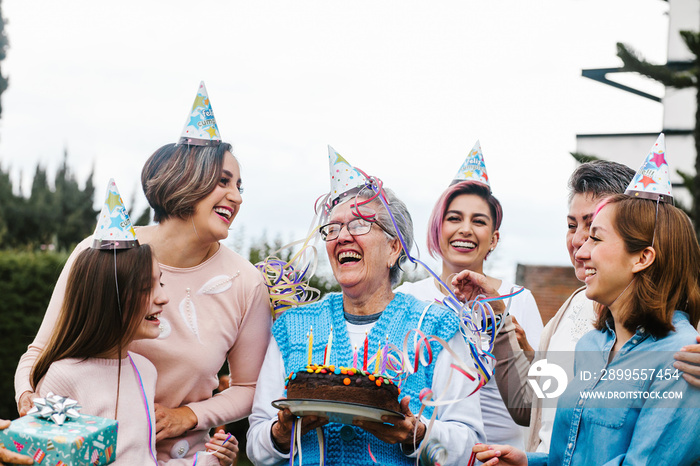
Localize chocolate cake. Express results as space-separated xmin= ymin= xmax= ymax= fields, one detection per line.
xmin=285 ymin=364 xmax=401 ymax=413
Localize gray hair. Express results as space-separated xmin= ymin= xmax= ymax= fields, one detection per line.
xmin=330 ymin=188 xmax=414 ymax=287
xmin=568 ymin=160 xmax=636 ymax=203
xmin=374 ymin=189 xmax=414 ymax=287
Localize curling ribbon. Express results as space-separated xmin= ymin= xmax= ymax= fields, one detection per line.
xmin=255 ymin=231 xmax=322 ymax=320
xmin=420 ymin=439 xmax=448 ymax=466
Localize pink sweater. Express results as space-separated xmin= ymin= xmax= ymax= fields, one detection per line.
xmin=38 ymin=353 xmax=218 ymax=466
xmin=16 ymin=238 xmax=272 ymax=463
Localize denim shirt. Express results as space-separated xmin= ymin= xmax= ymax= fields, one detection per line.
xmin=528 ymin=311 xmax=700 ymax=466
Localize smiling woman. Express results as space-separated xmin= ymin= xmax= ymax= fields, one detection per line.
xmin=14 ymin=83 xmax=271 ymax=466
xmin=396 ymin=142 xmax=543 ymax=449
xmin=247 ymin=148 xmax=485 ymax=465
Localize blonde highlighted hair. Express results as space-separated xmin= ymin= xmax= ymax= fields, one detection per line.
xmin=141 ymin=142 xmax=234 ymax=222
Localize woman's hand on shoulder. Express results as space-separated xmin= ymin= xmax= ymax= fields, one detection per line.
xmin=472 ymin=443 xmax=528 ymax=466
xmin=354 ymin=396 xmax=425 ymax=452
xmin=451 ymin=270 xmax=505 ymax=314
xmin=205 ymin=429 xmax=238 ymax=466
xmin=0 ymin=419 xmax=34 ymax=465
xmin=511 ymin=316 xmax=534 ymax=353
xmin=674 ymin=335 xmax=700 ymax=388
xmin=154 ymin=404 xmax=198 ymax=442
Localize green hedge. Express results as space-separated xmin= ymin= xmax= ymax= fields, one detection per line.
xmin=0 ymin=250 xmax=68 ymax=419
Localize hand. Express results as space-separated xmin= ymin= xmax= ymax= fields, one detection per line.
xmin=0 ymin=419 xmax=34 ymax=465
xmin=271 ymin=407 xmax=328 ymax=453
xmin=674 ymin=336 xmax=700 ymax=388
xmin=472 ymin=443 xmax=527 ymax=466
xmin=511 ymin=316 xmax=534 ymax=353
xmin=451 ymin=270 xmax=505 ymax=314
xmin=17 ymin=391 xmax=36 ymax=417
xmin=206 ymin=429 xmax=238 ymax=466
xmin=154 ymin=404 xmax=198 ymax=442
xmin=354 ymin=397 xmax=425 ymax=452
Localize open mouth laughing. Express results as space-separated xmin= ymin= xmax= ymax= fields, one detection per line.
xmin=214 ymin=206 xmax=233 ymax=222
xmin=338 ymin=251 xmax=362 ymax=264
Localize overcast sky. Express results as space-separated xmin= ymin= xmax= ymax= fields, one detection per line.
xmin=0 ymin=0 xmax=669 ymax=280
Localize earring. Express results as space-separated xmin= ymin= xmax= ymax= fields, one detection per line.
xmin=489 ymin=247 xmax=494 ymax=252
xmin=388 ymin=261 xmax=394 ymax=268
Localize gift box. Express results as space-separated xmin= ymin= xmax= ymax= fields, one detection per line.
xmin=0 ymin=413 xmax=117 ymax=465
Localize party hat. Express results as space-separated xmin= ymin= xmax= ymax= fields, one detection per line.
xmin=451 ymin=140 xmax=490 ymax=188
xmin=327 ymin=145 xmax=369 ymax=207
xmin=92 ymin=179 xmax=139 ymax=250
xmin=625 ymin=133 xmax=673 ymax=203
xmin=178 ymin=81 xmax=222 ymax=146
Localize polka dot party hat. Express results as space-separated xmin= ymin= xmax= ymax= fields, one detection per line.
xmin=178 ymin=81 xmax=222 ymax=146
xmin=625 ymin=133 xmax=673 ymax=203
xmin=451 ymin=139 xmax=490 ymax=189
xmin=327 ymin=145 xmax=368 ymax=207
xmin=92 ymin=179 xmax=139 ymax=250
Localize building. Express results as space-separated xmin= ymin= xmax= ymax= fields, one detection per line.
xmin=576 ymin=0 xmax=698 ymax=207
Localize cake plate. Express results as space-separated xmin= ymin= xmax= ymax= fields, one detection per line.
xmin=272 ymin=399 xmax=404 ymax=426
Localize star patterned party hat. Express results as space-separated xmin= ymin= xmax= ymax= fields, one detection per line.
xmin=328 ymin=145 xmax=369 ymax=207
xmin=92 ymin=179 xmax=139 ymax=250
xmin=451 ymin=140 xmax=490 ymax=188
xmin=625 ymin=133 xmax=673 ymax=203
xmin=178 ymin=81 xmax=222 ymax=146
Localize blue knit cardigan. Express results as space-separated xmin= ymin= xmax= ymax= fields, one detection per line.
xmin=272 ymin=292 xmax=459 ymax=466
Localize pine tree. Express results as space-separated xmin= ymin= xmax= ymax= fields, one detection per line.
xmin=617 ymin=31 xmax=700 ymax=237
xmin=0 ymin=0 xmax=9 ymax=118
xmin=0 ymin=165 xmax=13 ymax=244
xmin=53 ymin=150 xmax=98 ymax=250
xmin=27 ymin=165 xmax=54 ymax=247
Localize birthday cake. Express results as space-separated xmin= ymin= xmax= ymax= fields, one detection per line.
xmin=285 ymin=364 xmax=401 ymax=413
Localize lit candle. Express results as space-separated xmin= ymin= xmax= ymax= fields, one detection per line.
xmin=307 ymin=326 xmax=313 ymax=366
xmin=374 ymin=347 xmax=381 ymax=374
xmin=363 ymin=331 xmax=369 ymax=371
xmin=380 ymin=335 xmax=389 ymax=375
xmin=324 ymin=326 xmax=333 ymax=366
xmin=353 ymin=345 xmax=358 ymax=369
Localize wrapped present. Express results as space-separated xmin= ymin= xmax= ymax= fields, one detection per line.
xmin=0 ymin=394 xmax=117 ymax=465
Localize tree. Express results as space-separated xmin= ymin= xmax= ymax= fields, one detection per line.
xmin=0 ymin=165 xmax=12 ymax=244
xmin=0 ymin=153 xmax=98 ymax=250
xmin=53 ymin=150 xmax=98 ymax=250
xmin=616 ymin=31 xmax=700 ymax=237
xmin=0 ymin=0 xmax=9 ymax=118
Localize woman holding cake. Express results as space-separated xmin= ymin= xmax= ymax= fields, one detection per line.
xmin=247 ymin=147 xmax=485 ymax=466
xmin=395 ymin=141 xmax=543 ymax=449
xmin=14 ymin=83 xmax=271 ymax=465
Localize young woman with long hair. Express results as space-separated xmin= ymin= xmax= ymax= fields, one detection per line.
xmin=473 ymin=194 xmax=700 ymax=465
xmin=31 ymin=245 xmax=235 ymax=465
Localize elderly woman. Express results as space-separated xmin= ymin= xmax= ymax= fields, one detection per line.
xmin=15 ymin=84 xmax=271 ymax=465
xmin=247 ymin=182 xmax=485 ymax=466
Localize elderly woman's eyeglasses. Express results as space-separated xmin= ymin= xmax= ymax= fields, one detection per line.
xmin=319 ymin=218 xmax=375 ymax=242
